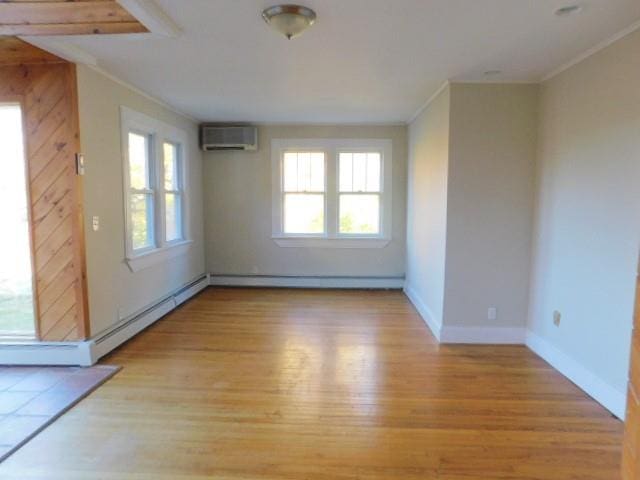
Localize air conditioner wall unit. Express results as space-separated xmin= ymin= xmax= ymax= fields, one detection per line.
xmin=200 ymin=125 xmax=258 ymax=151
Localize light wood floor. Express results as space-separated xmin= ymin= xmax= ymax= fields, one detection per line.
xmin=0 ymin=288 xmax=623 ymax=479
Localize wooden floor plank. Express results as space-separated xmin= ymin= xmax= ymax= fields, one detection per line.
xmin=0 ymin=288 xmax=624 ymax=479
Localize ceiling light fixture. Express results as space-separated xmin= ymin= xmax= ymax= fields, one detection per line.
xmin=262 ymin=4 xmax=317 ymax=39
xmin=555 ymin=4 xmax=583 ymax=16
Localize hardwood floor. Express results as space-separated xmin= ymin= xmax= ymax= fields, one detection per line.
xmin=0 ymin=288 xmax=623 ymax=479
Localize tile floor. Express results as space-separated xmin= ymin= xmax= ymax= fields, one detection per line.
xmin=0 ymin=365 xmax=119 ymax=462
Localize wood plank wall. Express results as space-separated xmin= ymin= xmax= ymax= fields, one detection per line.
xmin=0 ymin=38 xmax=89 ymax=341
xmin=623 ymin=266 xmax=640 ymax=478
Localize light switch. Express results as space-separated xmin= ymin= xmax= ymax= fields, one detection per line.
xmin=92 ymin=216 xmax=100 ymax=231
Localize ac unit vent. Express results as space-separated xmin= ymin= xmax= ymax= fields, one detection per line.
xmin=200 ymin=125 xmax=258 ymax=151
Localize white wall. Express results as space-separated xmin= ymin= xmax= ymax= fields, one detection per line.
xmin=445 ymin=84 xmax=538 ymax=331
xmin=528 ymin=29 xmax=640 ymax=403
xmin=203 ymin=125 xmax=407 ymax=278
xmin=405 ymin=86 xmax=450 ymax=329
xmin=76 ymin=65 xmax=205 ymax=336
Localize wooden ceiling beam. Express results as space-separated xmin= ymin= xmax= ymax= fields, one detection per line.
xmin=0 ymin=0 xmax=148 ymax=36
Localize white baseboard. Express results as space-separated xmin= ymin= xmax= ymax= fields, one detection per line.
xmin=403 ymin=284 xmax=442 ymax=341
xmin=0 ymin=274 xmax=209 ymax=367
xmin=440 ymin=326 xmax=526 ymax=344
xmin=209 ymin=274 xmax=405 ymax=289
xmin=0 ymin=341 xmax=94 ymax=367
xmin=526 ymin=330 xmax=627 ymax=419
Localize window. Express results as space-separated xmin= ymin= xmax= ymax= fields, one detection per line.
xmin=272 ymin=139 xmax=392 ymax=248
xmin=121 ymin=107 xmax=190 ymax=271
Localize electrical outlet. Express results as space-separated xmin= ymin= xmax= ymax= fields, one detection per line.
xmin=92 ymin=216 xmax=100 ymax=231
xmin=553 ymin=310 xmax=561 ymax=327
xmin=487 ymin=307 xmax=497 ymax=321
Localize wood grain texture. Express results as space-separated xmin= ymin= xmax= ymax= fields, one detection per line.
xmin=0 ymin=288 xmax=624 ymax=479
xmin=0 ymin=37 xmax=89 ymax=340
xmin=0 ymin=36 xmax=63 ymax=66
xmin=0 ymin=0 xmax=148 ymax=36
xmin=623 ymin=273 xmax=640 ymax=479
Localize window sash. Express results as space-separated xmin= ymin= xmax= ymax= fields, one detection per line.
xmin=282 ymin=192 xmax=326 ymax=235
xmin=162 ymin=141 xmax=184 ymax=243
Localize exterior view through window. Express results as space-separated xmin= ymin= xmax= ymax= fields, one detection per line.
xmin=338 ymin=152 xmax=381 ymax=234
xmin=128 ymin=131 xmax=155 ymax=251
xmin=0 ymin=104 xmax=35 ymax=337
xmin=283 ymin=151 xmax=325 ymax=234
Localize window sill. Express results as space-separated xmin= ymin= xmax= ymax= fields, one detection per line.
xmin=126 ymin=240 xmax=193 ymax=272
xmin=272 ymin=236 xmax=390 ymax=249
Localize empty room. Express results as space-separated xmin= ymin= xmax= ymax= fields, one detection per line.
xmin=0 ymin=0 xmax=639 ymax=478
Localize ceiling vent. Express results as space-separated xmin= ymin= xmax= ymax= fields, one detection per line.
xmin=200 ymin=125 xmax=258 ymax=151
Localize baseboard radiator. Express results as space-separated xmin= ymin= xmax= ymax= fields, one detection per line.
xmin=0 ymin=274 xmax=210 ymax=367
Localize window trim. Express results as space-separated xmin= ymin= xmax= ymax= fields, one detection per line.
xmin=121 ymin=107 xmax=191 ymax=272
xmin=271 ymin=138 xmax=392 ymax=248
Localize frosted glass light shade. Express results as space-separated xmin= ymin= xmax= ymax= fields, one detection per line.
xmin=262 ymin=5 xmax=316 ymax=39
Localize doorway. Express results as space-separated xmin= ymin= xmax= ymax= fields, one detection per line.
xmin=0 ymin=103 xmax=36 ymax=337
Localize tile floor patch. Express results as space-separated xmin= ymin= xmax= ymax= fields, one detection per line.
xmin=0 ymin=365 xmax=120 ymax=463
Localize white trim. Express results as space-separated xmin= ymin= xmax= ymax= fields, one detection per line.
xmin=440 ymin=326 xmax=526 ymax=344
xmin=19 ymin=37 xmax=98 ymax=66
xmin=403 ymin=284 xmax=442 ymax=341
xmin=116 ymin=0 xmax=182 ymax=38
xmin=541 ymin=19 xmax=640 ymax=82
xmin=407 ymin=81 xmax=449 ymax=125
xmin=0 ymin=275 xmax=209 ymax=366
xmin=272 ymin=237 xmax=390 ymax=249
xmin=526 ymin=330 xmax=627 ymax=419
xmin=209 ymin=275 xmax=404 ymax=289
xmin=271 ymin=138 xmax=393 ymax=245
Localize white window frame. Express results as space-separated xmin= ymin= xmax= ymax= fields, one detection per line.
xmin=271 ymin=138 xmax=392 ymax=248
xmin=121 ymin=106 xmax=191 ymax=272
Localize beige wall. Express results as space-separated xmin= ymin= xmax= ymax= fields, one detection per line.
xmin=406 ymin=83 xmax=538 ymax=334
xmin=203 ymin=125 xmax=407 ymax=277
xmin=445 ymin=83 xmax=538 ymax=328
xmin=528 ymin=29 xmax=640 ymax=394
xmin=405 ymin=86 xmax=450 ymax=327
xmin=76 ymin=65 xmax=205 ymax=336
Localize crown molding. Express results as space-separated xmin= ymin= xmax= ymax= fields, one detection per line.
xmin=541 ymin=19 xmax=640 ymax=82
xmin=19 ymin=36 xmax=98 ymax=66
xmin=406 ymin=81 xmax=449 ymax=125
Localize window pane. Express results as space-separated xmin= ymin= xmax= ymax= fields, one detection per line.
xmin=163 ymin=142 xmax=179 ymax=190
xmin=339 ymin=195 xmax=380 ymax=234
xmin=283 ymin=152 xmax=298 ymax=191
xmin=310 ymin=153 xmax=324 ymax=191
xmin=339 ymin=153 xmax=353 ymax=191
xmin=352 ymin=153 xmax=367 ymax=192
xmin=165 ymin=193 xmax=182 ymax=242
xmin=284 ymin=194 xmax=324 ymax=234
xmin=283 ymin=152 xmax=324 ymax=192
xmin=129 ymin=132 xmax=149 ymax=189
xmin=366 ymin=153 xmax=381 ymax=192
xmin=131 ymin=193 xmax=154 ymax=249
xmin=339 ymin=152 xmax=381 ymax=193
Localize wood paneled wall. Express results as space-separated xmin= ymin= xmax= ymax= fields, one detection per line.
xmin=0 ymin=38 xmax=89 ymax=341
xmin=623 ymin=268 xmax=640 ymax=478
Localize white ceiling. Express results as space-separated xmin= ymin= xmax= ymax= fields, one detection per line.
xmin=48 ymin=0 xmax=640 ymax=123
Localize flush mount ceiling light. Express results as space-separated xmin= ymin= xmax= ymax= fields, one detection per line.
xmin=262 ymin=4 xmax=316 ymax=39
xmin=555 ymin=4 xmax=583 ymax=16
